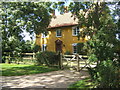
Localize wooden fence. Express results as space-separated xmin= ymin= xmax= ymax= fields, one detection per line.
xmin=4 ymin=52 xmax=36 ymax=64
xmin=21 ymin=53 xmax=35 ymax=60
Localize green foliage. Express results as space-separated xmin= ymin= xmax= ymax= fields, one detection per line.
xmin=2 ymin=39 xmax=35 ymax=63
xmin=2 ymin=56 xmax=6 ymax=63
xmin=64 ymin=51 xmax=72 ymax=55
xmin=98 ymin=60 xmax=120 ymax=88
xmin=1 ymin=2 xmax=52 ymax=35
xmin=32 ymin=44 xmax=41 ymax=53
xmin=21 ymin=40 xmax=34 ymax=53
xmin=1 ymin=64 xmax=59 ymax=76
xmin=1 ymin=2 xmax=53 ymax=63
xmin=88 ymin=54 xmax=98 ymax=62
xmin=56 ymin=1 xmax=120 ymax=88
xmin=77 ymin=43 xmax=87 ymax=55
xmin=2 ymin=37 xmax=23 ymax=63
xmin=68 ymin=2 xmax=120 ymax=88
xmin=36 ymin=51 xmax=58 ymax=66
xmin=88 ymin=60 xmax=120 ymax=88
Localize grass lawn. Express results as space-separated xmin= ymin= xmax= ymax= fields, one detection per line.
xmin=1 ymin=63 xmax=59 ymax=76
xmin=68 ymin=78 xmax=97 ymax=89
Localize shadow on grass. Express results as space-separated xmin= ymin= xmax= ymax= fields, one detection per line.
xmin=68 ymin=78 xmax=96 ymax=89
xmin=2 ymin=65 xmax=59 ymax=76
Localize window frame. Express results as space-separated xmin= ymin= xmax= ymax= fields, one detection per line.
xmin=56 ymin=29 xmax=62 ymax=37
xmin=72 ymin=43 xmax=77 ymax=54
xmin=42 ymin=44 xmax=47 ymax=51
xmin=72 ymin=26 xmax=80 ymax=36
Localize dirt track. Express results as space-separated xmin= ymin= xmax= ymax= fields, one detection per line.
xmin=1 ymin=70 xmax=89 ymax=89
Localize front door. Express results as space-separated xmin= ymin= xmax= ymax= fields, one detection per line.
xmin=55 ymin=39 xmax=63 ymax=53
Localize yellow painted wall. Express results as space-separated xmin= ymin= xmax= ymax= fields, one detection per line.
xmin=36 ymin=26 xmax=88 ymax=53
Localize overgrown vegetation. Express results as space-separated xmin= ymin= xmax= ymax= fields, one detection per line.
xmin=68 ymin=1 xmax=120 ymax=88
xmin=77 ymin=43 xmax=87 ymax=55
xmin=87 ymin=60 xmax=120 ymax=88
xmin=1 ymin=64 xmax=59 ymax=76
xmin=36 ymin=51 xmax=59 ymax=66
xmin=64 ymin=51 xmax=72 ymax=55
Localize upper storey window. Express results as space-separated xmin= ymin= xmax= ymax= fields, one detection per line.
xmin=56 ymin=29 xmax=62 ymax=37
xmin=72 ymin=26 xmax=80 ymax=36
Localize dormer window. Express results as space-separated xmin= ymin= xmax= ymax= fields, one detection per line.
xmin=56 ymin=29 xmax=62 ymax=37
xmin=72 ymin=26 xmax=80 ymax=36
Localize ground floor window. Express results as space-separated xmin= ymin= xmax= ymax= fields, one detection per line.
xmin=72 ymin=43 xmax=77 ymax=54
xmin=42 ymin=44 xmax=47 ymax=51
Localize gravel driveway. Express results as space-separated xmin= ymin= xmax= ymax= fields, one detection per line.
xmin=1 ymin=69 xmax=89 ymax=89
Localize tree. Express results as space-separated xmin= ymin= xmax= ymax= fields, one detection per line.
xmin=1 ymin=2 xmax=54 ymax=62
xmin=67 ymin=1 xmax=120 ymax=88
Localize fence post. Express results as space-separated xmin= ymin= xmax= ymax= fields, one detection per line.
xmin=76 ymin=54 xmax=80 ymax=71
xmin=60 ymin=53 xmax=63 ymax=69
xmin=6 ymin=52 xmax=10 ymax=64
xmin=58 ymin=51 xmax=63 ymax=69
xmin=33 ymin=52 xmax=35 ymax=60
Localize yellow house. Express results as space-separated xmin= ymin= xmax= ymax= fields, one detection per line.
xmin=35 ymin=12 xmax=89 ymax=54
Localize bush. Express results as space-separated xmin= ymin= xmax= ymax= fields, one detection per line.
xmin=64 ymin=51 xmax=72 ymax=55
xmin=36 ymin=51 xmax=58 ymax=66
xmin=2 ymin=56 xmax=6 ymax=63
xmin=98 ymin=60 xmax=120 ymax=88
xmin=77 ymin=43 xmax=87 ymax=55
xmin=88 ymin=60 xmax=120 ymax=88
xmin=32 ymin=45 xmax=41 ymax=53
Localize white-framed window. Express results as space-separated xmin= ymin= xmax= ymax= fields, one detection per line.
xmin=72 ymin=26 xmax=80 ymax=36
xmin=42 ymin=44 xmax=47 ymax=51
xmin=41 ymin=33 xmax=47 ymax=38
xmin=56 ymin=29 xmax=62 ymax=37
xmin=72 ymin=43 xmax=77 ymax=54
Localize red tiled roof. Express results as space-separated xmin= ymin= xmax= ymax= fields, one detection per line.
xmin=48 ymin=12 xmax=78 ymax=29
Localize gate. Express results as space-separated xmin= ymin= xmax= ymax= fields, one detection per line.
xmin=61 ymin=54 xmax=96 ymax=71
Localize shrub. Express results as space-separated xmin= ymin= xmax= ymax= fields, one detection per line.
xmin=32 ymin=45 xmax=41 ymax=53
xmin=2 ymin=56 xmax=6 ymax=63
xmin=35 ymin=51 xmax=58 ymax=66
xmin=77 ymin=43 xmax=87 ymax=55
xmin=98 ymin=60 xmax=120 ymax=88
xmin=64 ymin=51 xmax=72 ymax=55
xmin=88 ymin=60 xmax=120 ymax=88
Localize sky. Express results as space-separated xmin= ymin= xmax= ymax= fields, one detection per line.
xmin=22 ymin=31 xmax=35 ymax=41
